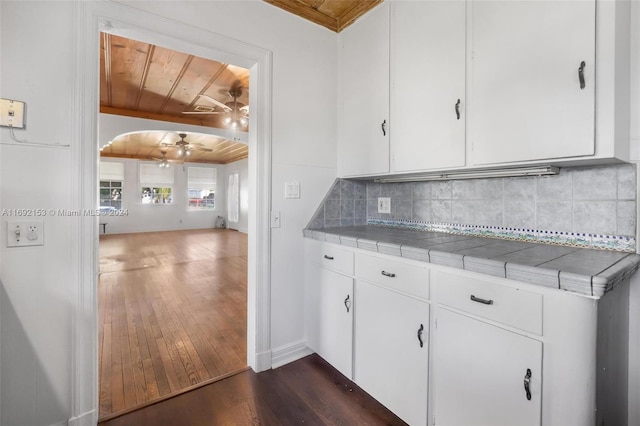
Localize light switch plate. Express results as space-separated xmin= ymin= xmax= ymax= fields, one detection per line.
xmin=284 ymin=182 xmax=300 ymax=199
xmin=0 ymin=98 xmax=26 ymax=129
xmin=7 ymin=220 xmax=44 ymax=247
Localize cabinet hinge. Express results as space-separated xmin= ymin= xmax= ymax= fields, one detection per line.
xmin=432 ymin=415 xmax=436 ymax=425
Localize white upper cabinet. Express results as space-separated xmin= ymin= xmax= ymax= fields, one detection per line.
xmin=336 ymin=0 xmax=630 ymax=177
xmin=391 ymin=1 xmax=466 ymax=172
xmin=468 ymin=0 xmax=596 ymax=165
xmin=338 ymin=2 xmax=390 ymax=177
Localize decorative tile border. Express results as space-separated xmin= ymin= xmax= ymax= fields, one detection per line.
xmin=366 ymin=218 xmax=636 ymax=253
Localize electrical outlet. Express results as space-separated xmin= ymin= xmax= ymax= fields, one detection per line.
xmin=271 ymin=211 xmax=281 ymax=228
xmin=7 ymin=220 xmax=44 ymax=247
xmin=378 ymin=197 xmax=391 ymax=214
xmin=1 ymin=98 xmax=26 ymax=129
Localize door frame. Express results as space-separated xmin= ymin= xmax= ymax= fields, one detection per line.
xmin=71 ymin=2 xmax=272 ymax=424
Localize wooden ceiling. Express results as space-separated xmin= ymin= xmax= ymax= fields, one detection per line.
xmin=100 ymin=33 xmax=249 ymax=164
xmin=99 ymin=131 xmax=248 ymax=165
xmin=264 ymin=0 xmax=383 ymax=32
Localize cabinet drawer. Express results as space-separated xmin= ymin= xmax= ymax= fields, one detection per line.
xmin=356 ymin=253 xmax=429 ymax=300
xmin=434 ymin=270 xmax=542 ymax=335
xmin=306 ymin=240 xmax=354 ymax=275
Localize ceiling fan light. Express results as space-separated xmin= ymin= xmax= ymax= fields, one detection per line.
xmin=186 ymin=150 xmax=191 ymax=156
xmin=223 ymin=116 xmax=232 ymax=125
xmin=177 ymin=148 xmax=183 ymax=156
xmin=240 ymin=117 xmax=248 ymax=127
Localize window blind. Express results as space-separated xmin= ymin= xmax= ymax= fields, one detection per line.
xmin=139 ymin=163 xmax=174 ymax=185
xmin=99 ymin=161 xmax=124 ymax=181
xmin=188 ymin=166 xmax=217 ymax=190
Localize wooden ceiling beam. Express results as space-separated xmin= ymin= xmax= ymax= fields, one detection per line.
xmin=135 ymin=45 xmax=155 ymax=110
xmin=103 ymin=33 xmax=113 ymax=105
xmin=100 ymin=105 xmax=217 ymax=127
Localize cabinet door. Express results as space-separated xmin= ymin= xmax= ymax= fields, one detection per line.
xmin=355 ymin=280 xmax=429 ymax=425
xmin=338 ymin=2 xmax=390 ymax=177
xmin=391 ymin=1 xmax=466 ymax=172
xmin=469 ymin=0 xmax=595 ymax=165
xmin=433 ymin=308 xmax=542 ymax=426
xmin=314 ymin=267 xmax=353 ymax=379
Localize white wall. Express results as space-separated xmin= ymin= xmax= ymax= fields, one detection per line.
xmin=0 ymin=0 xmax=337 ymax=424
xmin=0 ymin=2 xmax=75 ymax=425
xmin=100 ymin=158 xmax=226 ymax=234
xmin=225 ymin=158 xmax=249 ymax=233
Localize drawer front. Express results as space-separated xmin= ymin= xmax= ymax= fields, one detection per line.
xmin=306 ymin=240 xmax=354 ymax=275
xmin=434 ymin=270 xmax=543 ymax=335
xmin=356 ymin=253 xmax=430 ymax=300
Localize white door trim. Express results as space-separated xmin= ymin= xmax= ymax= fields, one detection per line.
xmin=72 ymin=2 xmax=272 ymax=424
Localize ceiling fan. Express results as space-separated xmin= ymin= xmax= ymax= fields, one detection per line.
xmin=184 ymin=85 xmax=249 ymax=129
xmin=153 ymin=150 xmax=175 ymax=168
xmin=161 ymin=132 xmax=213 ymax=159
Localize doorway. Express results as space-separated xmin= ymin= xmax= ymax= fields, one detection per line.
xmin=96 ymin=33 xmax=254 ymax=419
xmin=75 ymin=2 xmax=273 ymax=422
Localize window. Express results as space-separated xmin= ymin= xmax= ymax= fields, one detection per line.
xmin=227 ymin=172 xmax=239 ymax=223
xmin=140 ymin=163 xmax=174 ymax=204
xmin=99 ymin=161 xmax=124 ymax=211
xmin=187 ymin=166 xmax=217 ymax=210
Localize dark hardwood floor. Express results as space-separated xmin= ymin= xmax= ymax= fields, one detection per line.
xmin=98 ymin=354 xmax=408 ymax=426
xmin=99 ymin=229 xmax=247 ymax=419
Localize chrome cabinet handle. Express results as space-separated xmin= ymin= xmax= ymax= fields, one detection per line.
xmin=524 ymin=368 xmax=532 ymax=400
xmin=417 ymin=324 xmax=424 ymax=348
xmin=323 ymin=255 xmax=334 ymax=260
xmin=381 ymin=270 xmax=396 ymax=278
xmin=455 ymin=99 xmax=461 ymax=120
xmin=344 ymin=295 xmax=351 ymax=313
xmin=578 ymin=61 xmax=586 ymax=90
xmin=381 ymin=119 xmax=387 ymax=136
xmin=470 ymin=295 xmax=493 ymax=305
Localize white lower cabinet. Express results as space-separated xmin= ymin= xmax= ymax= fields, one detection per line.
xmin=313 ymin=265 xmax=353 ymax=379
xmin=354 ymin=280 xmax=429 ymax=425
xmin=305 ymin=242 xmax=354 ymax=379
xmin=305 ymin=243 xmax=621 ymax=425
xmin=432 ymin=308 xmax=542 ymax=426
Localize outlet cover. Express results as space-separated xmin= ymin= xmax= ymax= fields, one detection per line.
xmin=378 ymin=197 xmax=391 ymax=214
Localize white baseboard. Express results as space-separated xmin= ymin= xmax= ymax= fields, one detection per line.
xmin=67 ymin=410 xmax=96 ymax=426
xmin=271 ymin=340 xmax=313 ymax=369
xmin=254 ymin=349 xmax=273 ymax=373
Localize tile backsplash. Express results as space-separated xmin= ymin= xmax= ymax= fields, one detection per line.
xmin=308 ymin=163 xmax=636 ymax=240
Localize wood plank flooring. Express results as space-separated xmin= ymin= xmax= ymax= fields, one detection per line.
xmin=98 ymin=229 xmax=247 ymax=419
xmin=98 ymin=354 xmax=409 ymax=426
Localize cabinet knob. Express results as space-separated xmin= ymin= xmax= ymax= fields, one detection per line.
xmin=344 ymin=294 xmax=351 ymax=313
xmin=524 ymin=368 xmax=532 ymax=400
xmin=578 ymin=61 xmax=586 ymax=90
xmin=417 ymin=324 xmax=424 ymax=348
xmin=455 ymin=99 xmax=461 ymax=120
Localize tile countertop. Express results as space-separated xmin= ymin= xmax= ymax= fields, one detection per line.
xmin=303 ymin=225 xmax=640 ymax=298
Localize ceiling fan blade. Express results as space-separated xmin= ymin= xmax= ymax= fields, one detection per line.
xmin=182 ymin=111 xmax=223 ymax=115
xmin=239 ymin=105 xmax=249 ymax=113
xmin=198 ymin=94 xmax=232 ymax=111
xmin=198 ymin=147 xmax=214 ymax=152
